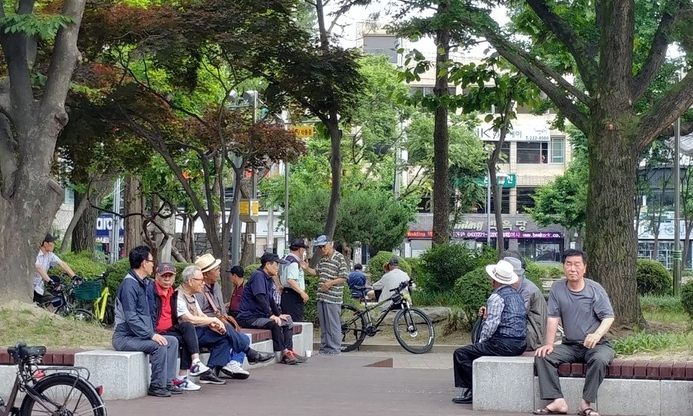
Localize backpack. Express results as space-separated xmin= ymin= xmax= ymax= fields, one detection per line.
xmin=279 ymin=254 xmax=300 ymax=287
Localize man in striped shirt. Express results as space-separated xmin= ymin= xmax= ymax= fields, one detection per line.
xmin=305 ymin=235 xmax=349 ymax=355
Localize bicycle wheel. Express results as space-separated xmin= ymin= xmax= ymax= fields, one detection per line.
xmin=20 ymin=373 xmax=105 ymax=416
xmin=393 ymin=307 xmax=435 ymax=354
xmin=340 ymin=304 xmax=366 ymax=352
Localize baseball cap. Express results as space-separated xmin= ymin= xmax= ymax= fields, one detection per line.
xmin=156 ymin=263 xmax=176 ymax=275
xmin=388 ymin=256 xmax=400 ymax=266
xmin=260 ymin=252 xmax=288 ymax=265
xmin=289 ymin=239 xmax=308 ymax=249
xmin=313 ymin=235 xmax=330 ymax=247
xmin=43 ymin=234 xmax=56 ymax=244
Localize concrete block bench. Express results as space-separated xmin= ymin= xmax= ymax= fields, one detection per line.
xmin=472 ymin=356 xmax=693 ymax=416
xmin=1 ymin=322 xmax=312 ymax=400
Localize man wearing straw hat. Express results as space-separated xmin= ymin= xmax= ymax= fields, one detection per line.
xmin=451 ymin=259 xmax=527 ymax=405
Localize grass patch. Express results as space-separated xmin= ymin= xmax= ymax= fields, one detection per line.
xmin=411 ymin=290 xmax=461 ymax=307
xmin=640 ymin=295 xmax=683 ymax=313
xmin=0 ymin=301 xmax=112 ymax=348
xmin=613 ymin=331 xmax=693 ymax=356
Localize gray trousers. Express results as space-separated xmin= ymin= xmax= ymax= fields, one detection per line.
xmin=113 ymin=334 xmax=178 ymax=389
xmin=317 ymin=301 xmax=341 ymax=354
xmin=535 ymin=342 xmax=614 ymax=403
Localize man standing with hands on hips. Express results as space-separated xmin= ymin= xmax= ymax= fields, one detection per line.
xmin=533 ymin=249 xmax=615 ymax=416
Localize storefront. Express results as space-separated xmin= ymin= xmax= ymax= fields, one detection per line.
xmin=405 ymin=213 xmax=566 ymax=260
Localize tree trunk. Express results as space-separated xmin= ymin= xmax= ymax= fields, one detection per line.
xmin=71 ymin=192 xmax=98 ymax=253
xmin=431 ymin=4 xmax=451 ymax=245
xmin=124 ymin=175 xmax=144 ymax=253
xmin=0 ymin=180 xmax=64 ymax=302
xmin=323 ymin=120 xmax=342 ymax=240
xmin=585 ymin=126 xmax=643 ymax=328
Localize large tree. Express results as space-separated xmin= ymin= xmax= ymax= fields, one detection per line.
xmin=450 ymin=0 xmax=693 ymax=327
xmin=0 ymin=0 xmax=87 ymax=301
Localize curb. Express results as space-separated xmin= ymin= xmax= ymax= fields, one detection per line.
xmin=313 ymin=342 xmax=458 ymax=354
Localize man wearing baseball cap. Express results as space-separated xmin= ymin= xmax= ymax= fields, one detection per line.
xmin=33 ymin=233 xmax=76 ymax=305
xmin=451 ymin=259 xmax=527 ymax=404
xmin=237 ymin=252 xmax=304 ymax=365
xmin=280 ymin=239 xmax=310 ymax=321
xmin=147 ymin=263 xmax=211 ymax=391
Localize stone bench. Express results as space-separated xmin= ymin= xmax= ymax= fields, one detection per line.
xmin=472 ymin=356 xmax=693 ymax=416
xmin=1 ymin=323 xmax=313 ymax=401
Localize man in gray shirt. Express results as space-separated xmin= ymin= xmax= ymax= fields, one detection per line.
xmin=503 ymin=254 xmax=547 ymax=350
xmin=533 ymin=249 xmax=615 ymax=416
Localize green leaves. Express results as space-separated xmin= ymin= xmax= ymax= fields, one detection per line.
xmin=0 ymin=13 xmax=74 ymax=40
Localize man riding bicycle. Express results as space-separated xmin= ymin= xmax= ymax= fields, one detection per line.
xmin=33 ymin=234 xmax=76 ymax=305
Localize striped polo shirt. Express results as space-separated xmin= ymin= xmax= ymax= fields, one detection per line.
xmin=316 ymin=250 xmax=349 ymax=304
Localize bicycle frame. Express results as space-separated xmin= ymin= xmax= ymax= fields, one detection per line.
xmin=92 ymin=286 xmax=110 ymax=322
xmin=354 ymin=288 xmax=412 ymax=332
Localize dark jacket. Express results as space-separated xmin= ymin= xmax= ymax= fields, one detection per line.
xmin=145 ymin=280 xmax=179 ymax=332
xmin=113 ymin=271 xmax=154 ymax=339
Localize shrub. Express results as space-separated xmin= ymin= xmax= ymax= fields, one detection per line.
xmin=50 ymin=251 xmax=108 ymax=278
xmin=524 ymin=261 xmax=562 ymax=289
xmin=682 ymin=281 xmax=693 ymax=321
xmin=103 ymin=259 xmax=189 ymax=295
xmin=636 ymin=259 xmax=672 ymax=295
xmin=406 ymin=257 xmax=426 ymax=282
xmin=244 ymin=263 xmax=261 ymax=278
xmin=419 ymin=243 xmax=494 ymax=293
xmin=366 ymin=251 xmax=412 ymax=283
xmin=455 ymin=266 xmax=492 ymax=329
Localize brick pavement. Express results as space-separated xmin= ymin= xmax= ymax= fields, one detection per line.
xmin=105 ymin=351 xmax=526 ymax=416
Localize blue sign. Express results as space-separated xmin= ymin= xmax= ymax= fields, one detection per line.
xmin=96 ymin=215 xmax=124 ymax=238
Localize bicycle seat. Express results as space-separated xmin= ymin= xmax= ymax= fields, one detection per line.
xmin=7 ymin=344 xmax=47 ymax=362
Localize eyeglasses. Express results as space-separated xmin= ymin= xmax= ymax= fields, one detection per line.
xmin=144 ymin=259 xmax=154 ymax=264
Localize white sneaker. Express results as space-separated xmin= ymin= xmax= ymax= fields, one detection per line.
xmin=220 ymin=360 xmax=250 ymax=379
xmin=189 ymin=360 xmax=210 ymax=377
xmin=173 ymin=376 xmax=201 ymax=391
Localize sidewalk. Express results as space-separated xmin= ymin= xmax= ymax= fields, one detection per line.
xmin=105 ymin=351 xmax=525 ymax=416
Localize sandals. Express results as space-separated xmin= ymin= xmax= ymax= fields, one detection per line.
xmin=578 ymin=408 xmax=600 ymax=416
xmin=533 ymin=408 xmax=567 ymax=415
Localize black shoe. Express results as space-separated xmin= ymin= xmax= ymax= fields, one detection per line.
xmin=166 ymin=384 xmax=184 ymax=395
xmin=147 ymin=386 xmax=172 ymax=397
xmin=199 ymin=371 xmax=226 ymax=385
xmin=246 ymin=349 xmax=274 ymax=364
xmin=452 ymin=389 xmax=472 ymax=404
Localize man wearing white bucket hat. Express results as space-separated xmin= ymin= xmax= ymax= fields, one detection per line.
xmin=451 ymin=259 xmax=528 ymax=405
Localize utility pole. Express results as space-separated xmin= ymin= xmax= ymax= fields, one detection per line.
xmin=674 ymin=103 xmax=682 ymax=296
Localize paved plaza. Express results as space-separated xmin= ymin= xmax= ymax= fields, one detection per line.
xmin=105 ymin=350 xmax=524 ymax=416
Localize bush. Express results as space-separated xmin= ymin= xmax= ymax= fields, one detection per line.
xmin=103 ymin=259 xmax=189 ymax=295
xmin=50 ymin=251 xmax=108 ymax=278
xmin=455 ymin=266 xmax=492 ymax=329
xmin=419 ymin=243 xmax=495 ymax=293
xmin=636 ymin=259 xmax=672 ymax=295
xmin=366 ymin=251 xmax=412 ymax=283
xmin=682 ymin=281 xmax=693 ymax=321
xmin=244 ymin=263 xmax=261 ymax=278
xmin=406 ymin=257 xmax=425 ymax=282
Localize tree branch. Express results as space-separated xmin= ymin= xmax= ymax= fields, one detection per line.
xmin=525 ymin=0 xmax=598 ymax=91
xmin=40 ymin=0 xmax=86 ymax=124
xmin=637 ymin=72 xmax=693 ymax=150
xmin=631 ymin=0 xmax=688 ymax=101
xmin=480 ymin=30 xmax=590 ymax=132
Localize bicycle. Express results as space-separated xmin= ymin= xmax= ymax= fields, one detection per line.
xmin=40 ymin=275 xmax=94 ymax=322
xmin=0 ymin=342 xmax=106 ymax=416
xmin=340 ymin=280 xmax=435 ymax=354
xmin=73 ymin=274 xmax=114 ymax=326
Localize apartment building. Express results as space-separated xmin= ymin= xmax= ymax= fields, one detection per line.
xmin=361 ymin=26 xmax=572 ymax=260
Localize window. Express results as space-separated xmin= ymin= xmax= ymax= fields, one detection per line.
xmin=409 ymin=86 xmax=457 ymax=96
xmin=363 ymin=35 xmax=398 ymax=63
xmin=550 ymin=136 xmax=565 ymax=163
xmin=516 ymin=187 xmax=537 ymax=213
xmin=473 ymin=187 xmax=510 ymax=214
xmin=517 ymin=142 xmax=548 ymax=164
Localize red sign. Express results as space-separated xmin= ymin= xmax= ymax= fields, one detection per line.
xmin=406 ymin=230 xmax=433 ymax=239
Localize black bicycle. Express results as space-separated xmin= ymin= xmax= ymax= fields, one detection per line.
xmin=0 ymin=343 xmax=106 ymax=416
xmin=39 ymin=274 xmax=95 ymax=322
xmin=340 ymin=280 xmax=435 ymax=354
